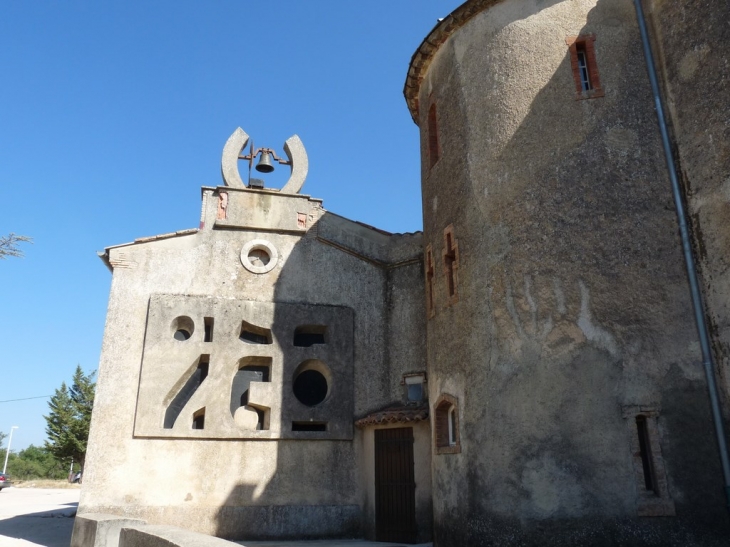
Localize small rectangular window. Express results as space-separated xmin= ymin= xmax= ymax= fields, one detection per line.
xmin=636 ymin=416 xmax=656 ymax=492
xmin=622 ymin=406 xmax=675 ymax=516
xmin=566 ymin=35 xmax=604 ymax=99
xmin=428 ymin=102 xmax=440 ymax=168
xmin=292 ymin=422 xmax=327 ymax=432
xmin=204 ymin=317 xmax=214 ymax=342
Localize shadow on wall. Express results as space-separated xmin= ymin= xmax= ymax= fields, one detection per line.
xmin=212 ymin=212 xmax=379 ymax=540
xmin=425 ymin=0 xmax=729 ymax=544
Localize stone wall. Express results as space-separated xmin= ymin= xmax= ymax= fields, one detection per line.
xmin=82 ymin=185 xmax=425 ymax=540
xmin=410 ymin=0 xmax=729 ymax=544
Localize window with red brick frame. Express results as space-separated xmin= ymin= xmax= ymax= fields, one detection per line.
xmin=427 ymin=102 xmax=440 ymax=168
xmin=566 ymin=35 xmax=604 ymax=99
xmin=434 ymin=393 xmax=460 ymax=455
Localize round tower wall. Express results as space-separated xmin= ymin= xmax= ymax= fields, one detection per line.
xmin=416 ymin=0 xmax=728 ymax=544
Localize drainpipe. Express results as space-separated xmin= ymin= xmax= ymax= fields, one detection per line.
xmin=632 ymin=0 xmax=730 ymax=510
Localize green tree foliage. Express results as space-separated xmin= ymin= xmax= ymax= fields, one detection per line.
xmin=0 ymin=233 xmax=32 ymax=259
xmin=5 ymin=445 xmax=69 ymax=480
xmin=44 ymin=365 xmax=96 ymax=469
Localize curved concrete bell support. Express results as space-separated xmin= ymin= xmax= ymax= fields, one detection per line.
xmin=280 ymin=134 xmax=308 ymax=194
xmin=221 ymin=127 xmax=250 ymax=188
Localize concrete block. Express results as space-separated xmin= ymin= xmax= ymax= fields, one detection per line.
xmin=119 ymin=525 xmax=240 ymax=547
xmin=71 ymin=513 xmax=147 ymax=547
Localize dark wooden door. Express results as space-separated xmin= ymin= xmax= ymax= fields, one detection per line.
xmin=375 ymin=427 xmax=417 ymax=544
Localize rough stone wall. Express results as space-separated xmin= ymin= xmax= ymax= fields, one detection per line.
xmin=415 ymin=0 xmax=729 ymax=544
xmin=647 ymin=0 xmax=730 ymax=404
xmin=83 ymin=187 xmax=424 ymax=540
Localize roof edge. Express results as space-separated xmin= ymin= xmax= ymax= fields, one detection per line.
xmin=403 ymin=0 xmax=502 ymax=124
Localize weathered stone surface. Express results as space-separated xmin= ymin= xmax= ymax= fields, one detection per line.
xmin=221 ymin=128 xmax=249 ymax=189
xmin=409 ymin=0 xmax=729 ymax=544
xmin=280 ymin=135 xmax=309 ymax=195
xmin=119 ymin=525 xmax=238 ymax=547
xmin=85 ymin=184 xmax=427 ymax=540
xmin=71 ymin=514 xmax=147 ymax=547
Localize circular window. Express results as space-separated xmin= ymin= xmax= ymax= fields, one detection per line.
xmin=241 ymin=239 xmax=278 ymax=274
xmin=292 ymin=360 xmax=331 ymax=407
xmin=171 ymin=316 xmax=194 ymax=341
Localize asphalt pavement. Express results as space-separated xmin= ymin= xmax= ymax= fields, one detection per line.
xmin=0 ymin=488 xmax=431 ymax=547
xmin=0 ymin=488 xmax=79 ymax=547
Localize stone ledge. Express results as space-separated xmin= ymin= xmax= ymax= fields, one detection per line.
xmin=71 ymin=513 xmax=147 ymax=547
xmin=119 ymin=525 xmax=241 ymax=547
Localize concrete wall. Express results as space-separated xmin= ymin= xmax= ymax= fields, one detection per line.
xmin=411 ymin=0 xmax=729 ymax=544
xmin=83 ymin=185 xmax=425 ymax=540
xmin=646 ymin=0 xmax=730 ymax=404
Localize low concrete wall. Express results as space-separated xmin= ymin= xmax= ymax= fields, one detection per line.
xmin=71 ymin=514 xmax=146 ymax=547
xmin=119 ymin=525 xmax=241 ymax=547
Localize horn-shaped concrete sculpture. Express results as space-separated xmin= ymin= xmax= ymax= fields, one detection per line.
xmin=220 ymin=127 xmax=309 ymax=194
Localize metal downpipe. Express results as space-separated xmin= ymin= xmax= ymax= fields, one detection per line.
xmin=632 ymin=0 xmax=730 ymax=509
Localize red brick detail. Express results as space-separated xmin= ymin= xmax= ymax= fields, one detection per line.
xmin=434 ymin=393 xmax=460 ymax=455
xmin=566 ymin=34 xmax=605 ymax=100
xmin=217 ymin=192 xmax=229 ymax=220
xmin=427 ymin=102 xmax=440 ymax=168
xmin=442 ymin=225 xmax=459 ymax=306
xmin=425 ymin=244 xmax=436 ymax=319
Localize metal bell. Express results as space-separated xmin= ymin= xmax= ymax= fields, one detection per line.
xmin=255 ymin=151 xmax=275 ymax=173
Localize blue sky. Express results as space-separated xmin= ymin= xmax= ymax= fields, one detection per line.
xmin=0 ymin=1 xmax=455 ymax=451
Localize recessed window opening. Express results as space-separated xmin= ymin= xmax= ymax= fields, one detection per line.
xmin=164 ymin=355 xmax=209 ymax=429
xmin=428 ymin=102 xmax=440 ymax=168
xmin=442 ymin=225 xmax=459 ymax=302
xmin=172 ymin=316 xmax=195 ymax=341
xmin=576 ymin=45 xmax=591 ymax=91
xmin=448 ymin=406 xmax=457 ymax=446
xmin=425 ymin=245 xmax=435 ymax=318
xmin=636 ymin=415 xmax=656 ymax=493
xmin=403 ymin=373 xmax=426 ymax=404
xmin=434 ymin=393 xmax=460 ymax=454
xmin=239 ymin=320 xmax=273 ymax=345
xmin=248 ymin=248 xmax=270 ymax=267
xmin=230 ymin=358 xmax=272 ymax=430
xmin=293 ymin=369 xmax=328 ymax=406
xmin=192 ymin=407 xmax=205 ymax=430
xmin=204 ymin=317 xmax=214 ymax=342
xmin=292 ymin=421 xmax=327 ymax=432
xmin=293 ymin=325 xmax=327 ymax=347
xmin=567 ymin=34 xmax=603 ymax=99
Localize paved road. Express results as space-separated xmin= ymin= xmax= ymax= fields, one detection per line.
xmin=0 ymin=488 xmax=431 ymax=547
xmin=0 ymin=488 xmax=79 ymax=547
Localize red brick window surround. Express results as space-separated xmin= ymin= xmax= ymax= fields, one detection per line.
xmin=425 ymin=244 xmax=436 ymax=319
xmin=622 ymin=406 xmax=675 ymax=517
xmin=427 ymin=102 xmax=440 ymax=168
xmin=434 ymin=393 xmax=460 ymax=455
xmin=442 ymin=225 xmax=459 ymax=306
xmin=566 ymin=35 xmax=604 ymax=100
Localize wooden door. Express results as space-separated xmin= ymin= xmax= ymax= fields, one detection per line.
xmin=375 ymin=427 xmax=417 ymax=543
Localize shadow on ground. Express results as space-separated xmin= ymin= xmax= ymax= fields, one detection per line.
xmin=0 ymin=504 xmax=78 ymax=547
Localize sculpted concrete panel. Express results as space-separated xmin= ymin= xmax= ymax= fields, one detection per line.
xmin=134 ymin=295 xmax=354 ymax=440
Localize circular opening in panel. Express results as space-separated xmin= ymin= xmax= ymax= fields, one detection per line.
xmin=293 ymin=370 xmax=328 ymax=406
xmin=240 ymin=239 xmax=278 ymax=274
xmin=292 ymin=359 xmax=331 ymax=407
xmin=248 ymin=248 xmax=270 ymax=267
xmin=171 ymin=316 xmax=194 ymax=341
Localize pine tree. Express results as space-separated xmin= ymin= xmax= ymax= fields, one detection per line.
xmin=44 ymin=366 xmax=96 ymax=469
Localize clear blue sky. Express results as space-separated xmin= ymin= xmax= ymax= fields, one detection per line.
xmin=0 ymin=1 xmax=455 ymax=450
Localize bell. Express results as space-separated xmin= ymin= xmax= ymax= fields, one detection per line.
xmin=255 ymin=151 xmax=275 ymax=173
